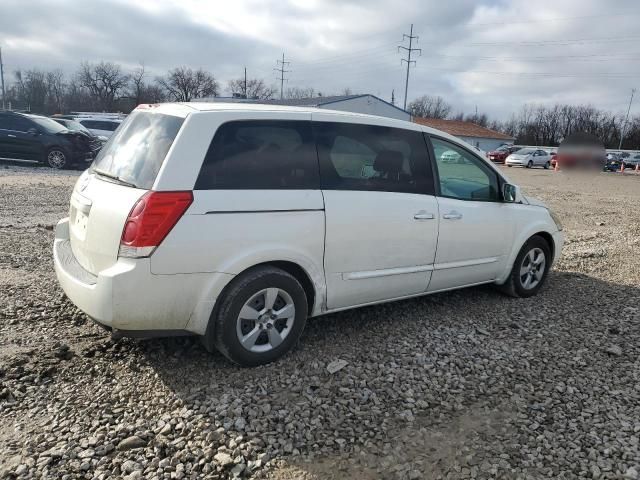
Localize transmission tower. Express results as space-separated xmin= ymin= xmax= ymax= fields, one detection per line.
xmin=274 ymin=53 xmax=290 ymax=100
xmin=398 ymin=24 xmax=421 ymax=111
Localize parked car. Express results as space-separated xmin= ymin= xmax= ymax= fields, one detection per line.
xmin=506 ymin=148 xmax=551 ymax=169
xmin=52 ymin=117 xmax=108 ymax=145
xmin=0 ymin=111 xmax=102 ymax=168
xmin=53 ymin=103 xmax=564 ymax=366
xmin=76 ymin=118 xmax=122 ymax=138
xmin=440 ymin=149 xmax=462 ymax=163
xmin=604 ymin=159 xmax=624 ymax=172
xmin=488 ymin=145 xmax=521 ymax=163
xmin=623 ymin=154 xmax=640 ymax=169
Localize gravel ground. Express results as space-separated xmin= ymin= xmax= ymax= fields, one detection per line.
xmin=1 ymin=162 xmax=639 ymax=479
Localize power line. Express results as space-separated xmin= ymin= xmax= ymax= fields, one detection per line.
xmin=457 ymin=34 xmax=640 ymax=47
xmin=0 ymin=46 xmax=5 ymax=110
xmin=398 ymin=24 xmax=421 ymax=111
xmin=619 ymin=88 xmax=636 ymax=150
xmin=274 ymin=52 xmax=290 ymax=100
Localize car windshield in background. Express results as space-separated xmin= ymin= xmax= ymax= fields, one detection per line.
xmin=91 ymin=111 xmax=184 ymax=189
xmin=29 ymin=116 xmax=67 ymax=134
xmin=63 ymin=120 xmax=91 ymax=133
xmin=517 ymin=148 xmax=535 ymax=155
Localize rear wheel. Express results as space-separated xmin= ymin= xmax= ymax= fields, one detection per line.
xmin=206 ymin=266 xmax=308 ymax=366
xmin=497 ymin=235 xmax=551 ymax=298
xmin=46 ymin=148 xmax=68 ymax=169
xmin=544 ymin=161 xmax=550 ymax=169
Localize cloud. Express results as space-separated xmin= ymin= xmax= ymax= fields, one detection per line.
xmin=1 ymin=0 xmax=638 ymax=118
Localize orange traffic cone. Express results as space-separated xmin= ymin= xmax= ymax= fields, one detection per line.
xmin=554 ymin=159 xmax=560 ymax=172
xmin=620 ymin=162 xmax=625 ymax=173
xmin=636 ymin=164 xmax=639 ymax=174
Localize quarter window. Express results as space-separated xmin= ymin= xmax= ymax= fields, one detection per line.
xmin=195 ymin=120 xmax=319 ymax=190
xmin=314 ymin=122 xmax=433 ymax=194
xmin=430 ymin=137 xmax=499 ymax=201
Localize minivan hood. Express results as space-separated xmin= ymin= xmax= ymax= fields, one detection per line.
xmin=523 ymin=195 xmax=548 ymax=209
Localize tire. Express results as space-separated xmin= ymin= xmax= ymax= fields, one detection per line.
xmin=205 ymin=266 xmax=308 ymax=366
xmin=507 ymin=165 xmax=512 ymax=167
xmin=526 ymin=160 xmax=533 ymax=169
xmin=497 ymin=235 xmax=551 ymax=298
xmin=46 ymin=148 xmax=68 ymax=169
xmin=544 ymin=161 xmax=550 ymax=170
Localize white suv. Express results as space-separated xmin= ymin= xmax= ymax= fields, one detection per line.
xmin=54 ymin=103 xmax=564 ymax=366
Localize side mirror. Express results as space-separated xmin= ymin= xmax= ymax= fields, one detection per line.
xmin=502 ymin=183 xmax=520 ymax=203
xmin=27 ymin=128 xmax=39 ymax=136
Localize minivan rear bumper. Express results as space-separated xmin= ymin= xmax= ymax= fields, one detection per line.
xmin=53 ymin=218 xmax=216 ymax=333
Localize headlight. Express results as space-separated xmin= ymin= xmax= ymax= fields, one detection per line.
xmin=548 ymin=209 xmax=563 ymax=231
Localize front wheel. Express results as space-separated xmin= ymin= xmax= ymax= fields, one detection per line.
xmin=507 ymin=164 xmax=512 ymax=167
xmin=46 ymin=148 xmax=68 ymax=169
xmin=497 ymin=235 xmax=551 ymax=298
xmin=206 ymin=266 xmax=308 ymax=366
xmin=526 ymin=160 xmax=533 ymax=169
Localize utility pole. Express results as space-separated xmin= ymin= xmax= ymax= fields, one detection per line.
xmin=243 ymin=66 xmax=247 ymax=99
xmin=618 ymin=88 xmax=636 ymax=150
xmin=0 ymin=46 xmax=6 ymax=110
xmin=274 ymin=53 xmax=290 ymax=100
xmin=398 ymin=24 xmax=421 ymax=111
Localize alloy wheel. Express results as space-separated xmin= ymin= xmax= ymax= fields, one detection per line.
xmin=47 ymin=150 xmax=66 ymax=169
xmin=519 ymin=247 xmax=546 ymax=289
xmin=236 ymin=288 xmax=296 ymax=353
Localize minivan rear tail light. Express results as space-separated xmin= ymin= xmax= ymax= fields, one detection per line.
xmin=119 ymin=191 xmax=193 ymax=258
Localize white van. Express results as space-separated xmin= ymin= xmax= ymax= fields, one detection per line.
xmin=76 ymin=118 xmax=122 ymax=138
xmin=54 ymin=103 xmax=564 ymax=366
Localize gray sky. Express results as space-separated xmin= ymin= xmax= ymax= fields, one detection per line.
xmin=1 ymin=0 xmax=639 ymax=119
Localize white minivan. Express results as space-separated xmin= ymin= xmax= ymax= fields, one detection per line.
xmin=54 ymin=103 xmax=564 ymax=366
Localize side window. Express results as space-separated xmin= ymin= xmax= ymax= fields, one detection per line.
xmin=0 ymin=115 xmax=11 ymax=130
xmin=14 ymin=117 xmax=33 ymax=132
xmin=194 ymin=120 xmax=319 ymax=190
xmin=430 ymin=137 xmax=500 ymax=201
xmin=80 ymin=120 xmax=96 ymax=129
xmin=103 ymin=121 xmax=119 ymax=131
xmin=314 ymin=122 xmax=433 ymax=194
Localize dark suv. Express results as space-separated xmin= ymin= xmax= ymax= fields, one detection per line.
xmin=0 ymin=111 xmax=102 ymax=169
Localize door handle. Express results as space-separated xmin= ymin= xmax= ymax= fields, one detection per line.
xmin=7 ymin=134 xmax=16 ymax=138
xmin=443 ymin=211 xmax=463 ymax=220
xmin=414 ymin=211 xmax=435 ymax=220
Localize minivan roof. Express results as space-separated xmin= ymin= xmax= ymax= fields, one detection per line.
xmin=156 ymin=101 xmax=426 ymax=133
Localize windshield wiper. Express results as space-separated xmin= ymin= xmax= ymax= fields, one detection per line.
xmin=92 ymin=168 xmax=138 ymax=188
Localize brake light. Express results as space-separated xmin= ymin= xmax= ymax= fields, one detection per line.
xmin=119 ymin=191 xmax=193 ymax=258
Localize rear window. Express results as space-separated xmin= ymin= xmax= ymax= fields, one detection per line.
xmin=91 ymin=111 xmax=184 ymax=189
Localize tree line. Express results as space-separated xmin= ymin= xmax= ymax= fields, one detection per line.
xmin=408 ymin=95 xmax=640 ymax=149
xmin=3 ymin=61 xmax=357 ymax=116
xmin=4 ymin=61 xmax=637 ymax=149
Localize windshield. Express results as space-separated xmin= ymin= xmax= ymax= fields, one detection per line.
xmin=29 ymin=116 xmax=67 ymax=134
xmin=91 ymin=111 xmax=185 ymax=189
xmin=517 ymin=148 xmax=535 ymax=155
xmin=63 ymin=119 xmax=91 ymax=133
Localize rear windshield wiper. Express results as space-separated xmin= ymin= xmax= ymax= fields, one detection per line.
xmin=92 ymin=168 xmax=138 ymax=188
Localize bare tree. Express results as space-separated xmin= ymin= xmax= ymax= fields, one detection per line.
xmin=227 ymin=77 xmax=276 ymax=100
xmin=285 ymin=86 xmax=316 ymax=99
xmin=77 ymin=61 xmax=130 ymax=111
xmin=126 ymin=63 xmax=166 ymax=107
xmin=129 ymin=64 xmax=146 ymax=106
xmin=408 ymin=95 xmax=452 ymax=119
xmin=156 ymin=67 xmax=219 ymax=102
xmin=45 ymin=70 xmax=66 ymax=113
xmin=14 ymin=69 xmax=48 ymax=113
